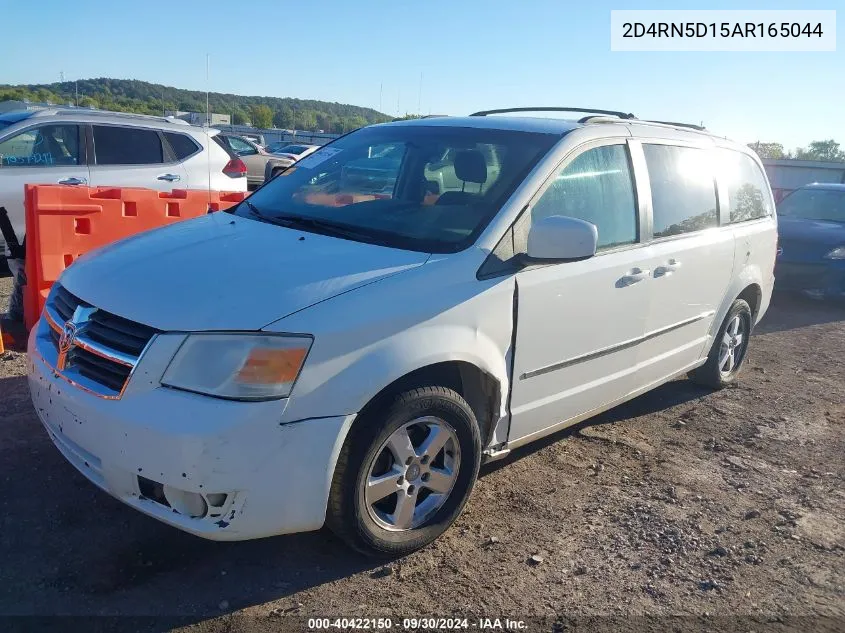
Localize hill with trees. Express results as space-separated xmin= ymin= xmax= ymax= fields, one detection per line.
xmin=0 ymin=78 xmax=391 ymax=133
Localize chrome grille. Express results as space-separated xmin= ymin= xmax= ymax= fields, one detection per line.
xmin=43 ymin=284 xmax=159 ymax=397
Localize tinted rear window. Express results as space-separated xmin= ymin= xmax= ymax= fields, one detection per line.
xmin=164 ymin=132 xmax=200 ymax=160
xmin=93 ymin=125 xmax=163 ymax=165
xmin=643 ymin=144 xmax=718 ymax=237
xmin=718 ymin=150 xmax=772 ymax=223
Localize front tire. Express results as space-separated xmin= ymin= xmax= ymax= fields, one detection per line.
xmin=326 ymin=386 xmax=481 ymax=558
xmin=690 ymin=299 xmax=753 ymax=389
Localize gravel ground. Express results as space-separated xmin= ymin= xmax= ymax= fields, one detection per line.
xmin=1 ymin=275 xmax=843 ymax=632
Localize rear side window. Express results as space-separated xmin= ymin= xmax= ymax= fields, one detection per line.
xmin=0 ymin=124 xmax=81 ymax=167
xmin=643 ymin=144 xmax=718 ymax=238
xmin=719 ymin=150 xmax=772 ymax=223
xmin=93 ymin=125 xmax=163 ymax=165
xmin=226 ymin=136 xmax=258 ymax=156
xmin=164 ymin=132 xmax=200 ymax=161
xmin=532 ymin=144 xmax=638 ymax=250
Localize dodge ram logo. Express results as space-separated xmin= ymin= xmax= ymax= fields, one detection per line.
xmin=56 ymin=321 xmax=78 ymax=371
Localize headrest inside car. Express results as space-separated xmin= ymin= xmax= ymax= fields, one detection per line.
xmin=454 ymin=150 xmax=487 ymax=184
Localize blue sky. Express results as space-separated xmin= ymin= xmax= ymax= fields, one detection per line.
xmin=2 ymin=0 xmax=841 ymax=150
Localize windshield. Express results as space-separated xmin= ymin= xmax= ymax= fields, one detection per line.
xmin=778 ymin=188 xmax=845 ymax=223
xmin=237 ymin=125 xmax=558 ymax=252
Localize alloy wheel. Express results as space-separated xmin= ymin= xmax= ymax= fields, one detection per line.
xmin=364 ymin=417 xmax=461 ymax=531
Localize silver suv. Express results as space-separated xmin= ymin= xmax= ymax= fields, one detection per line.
xmin=0 ymin=107 xmax=248 ymax=260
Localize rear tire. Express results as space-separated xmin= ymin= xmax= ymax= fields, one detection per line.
xmin=690 ymin=299 xmax=753 ymax=389
xmin=326 ymin=386 xmax=481 ymax=558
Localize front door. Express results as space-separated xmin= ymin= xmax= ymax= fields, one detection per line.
xmin=508 ymin=140 xmax=651 ymax=444
xmin=0 ymin=123 xmax=88 ymax=249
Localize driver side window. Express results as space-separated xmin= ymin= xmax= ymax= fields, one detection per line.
xmin=532 ymin=144 xmax=638 ymax=251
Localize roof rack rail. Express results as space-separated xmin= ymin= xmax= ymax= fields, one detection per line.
xmin=470 ymin=106 xmax=636 ymax=120
xmin=643 ymin=120 xmax=706 ymax=131
xmin=54 ymin=109 xmax=189 ymax=124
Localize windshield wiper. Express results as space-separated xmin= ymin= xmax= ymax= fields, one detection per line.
xmin=241 ymin=199 xmax=272 ymax=220
xmin=241 ymin=203 xmax=402 ymax=244
xmin=271 ymin=214 xmax=391 ymax=241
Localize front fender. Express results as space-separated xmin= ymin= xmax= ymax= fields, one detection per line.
xmin=268 ymin=258 xmax=515 ymax=427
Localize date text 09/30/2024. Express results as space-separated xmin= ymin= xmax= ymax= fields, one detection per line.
xmin=307 ymin=618 xmax=528 ymax=630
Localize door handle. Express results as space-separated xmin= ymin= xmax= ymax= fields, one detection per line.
xmin=619 ymin=267 xmax=650 ymax=286
xmin=157 ymin=173 xmax=181 ymax=182
xmin=58 ymin=177 xmax=87 ymax=186
xmin=654 ymin=259 xmax=681 ymax=277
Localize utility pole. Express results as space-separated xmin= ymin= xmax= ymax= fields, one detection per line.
xmin=75 ymin=80 xmax=78 ymax=106
xmin=417 ymin=72 xmax=422 ymax=115
xmin=205 ymin=54 xmax=211 ymax=126
xmin=379 ymin=82 xmax=383 ymax=113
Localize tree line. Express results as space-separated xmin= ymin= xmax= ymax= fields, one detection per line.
xmin=748 ymin=140 xmax=845 ymax=162
xmin=0 ymin=78 xmax=392 ymax=134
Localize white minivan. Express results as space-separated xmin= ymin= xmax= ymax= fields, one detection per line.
xmin=27 ymin=108 xmax=777 ymax=557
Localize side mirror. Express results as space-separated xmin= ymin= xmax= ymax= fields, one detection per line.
xmin=525 ymin=215 xmax=598 ymax=262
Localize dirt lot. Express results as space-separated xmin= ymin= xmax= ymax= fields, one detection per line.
xmin=1 ymin=275 xmax=843 ymax=632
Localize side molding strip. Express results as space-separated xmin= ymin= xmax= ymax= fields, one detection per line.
xmin=519 ymin=310 xmax=715 ymax=380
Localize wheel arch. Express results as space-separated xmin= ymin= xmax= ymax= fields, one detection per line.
xmin=715 ymin=259 xmax=769 ymax=337
xmin=736 ymin=283 xmax=762 ymax=321
xmin=355 ymin=360 xmax=504 ymax=450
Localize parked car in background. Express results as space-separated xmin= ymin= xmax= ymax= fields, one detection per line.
xmin=775 ymin=183 xmax=845 ymax=299
xmin=239 ymin=132 xmax=266 ymax=147
xmin=0 ymin=108 xmax=247 ymax=269
xmin=28 ymin=110 xmax=777 ymax=557
xmin=263 ymin=144 xmax=321 ymax=181
xmin=265 ymin=142 xmax=319 ymax=157
xmin=215 ymin=133 xmax=277 ymax=190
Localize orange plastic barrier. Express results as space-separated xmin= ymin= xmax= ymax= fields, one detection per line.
xmin=23 ymin=186 xmax=246 ymax=329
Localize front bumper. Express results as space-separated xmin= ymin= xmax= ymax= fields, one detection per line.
xmin=27 ymin=325 xmax=355 ymax=541
xmin=775 ymin=259 xmax=845 ymax=299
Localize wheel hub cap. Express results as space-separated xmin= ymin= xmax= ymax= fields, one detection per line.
xmin=406 ymin=463 xmax=421 ymax=481
xmin=364 ymin=416 xmax=461 ymax=532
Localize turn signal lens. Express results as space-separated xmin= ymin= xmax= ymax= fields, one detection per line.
xmin=237 ymin=347 xmax=308 ymax=384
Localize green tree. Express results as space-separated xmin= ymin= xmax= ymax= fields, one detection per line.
xmin=273 ymin=105 xmax=294 ymax=129
xmin=297 ymin=109 xmax=317 ymax=131
xmin=249 ymin=104 xmax=273 ymax=128
xmin=232 ymin=109 xmax=249 ymax=125
xmin=748 ymin=142 xmax=786 ymax=160
xmin=794 ymin=140 xmax=845 ymax=162
xmin=79 ymin=96 xmax=99 ymax=109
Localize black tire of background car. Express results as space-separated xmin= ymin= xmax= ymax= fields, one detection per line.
xmin=0 ymin=208 xmax=25 ymax=260
xmin=690 ymin=299 xmax=753 ymax=389
xmin=6 ymin=261 xmax=26 ymax=323
xmin=326 ymin=386 xmax=482 ymax=558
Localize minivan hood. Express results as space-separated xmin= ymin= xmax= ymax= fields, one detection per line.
xmin=777 ymin=215 xmax=845 ymax=247
xmin=60 ymin=214 xmax=429 ymax=331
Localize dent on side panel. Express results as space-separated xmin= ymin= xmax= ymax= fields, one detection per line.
xmin=271 ymin=257 xmax=517 ymax=445
xmin=489 ymin=277 xmax=519 ymax=449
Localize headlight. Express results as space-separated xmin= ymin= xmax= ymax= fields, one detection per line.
xmin=162 ymin=334 xmax=312 ymax=401
xmin=824 ymin=246 xmax=845 ymax=260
